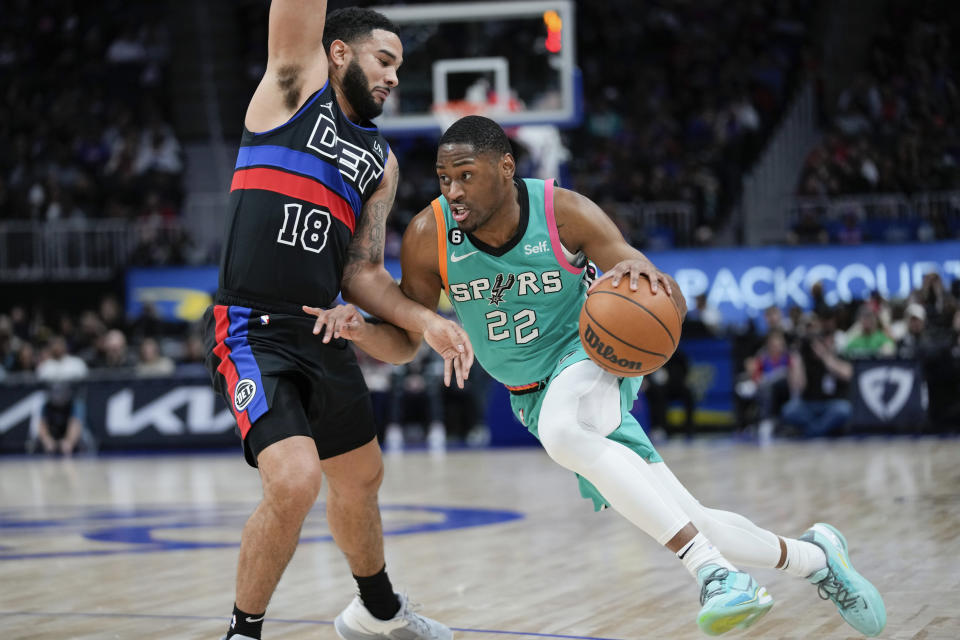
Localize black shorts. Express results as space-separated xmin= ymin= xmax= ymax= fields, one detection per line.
xmin=202 ymin=304 xmax=377 ymax=467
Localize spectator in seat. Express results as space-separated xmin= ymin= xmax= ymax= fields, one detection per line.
xmin=763 ymin=305 xmax=794 ymax=339
xmin=895 ymin=304 xmax=939 ymax=361
xmin=904 ymin=305 xmax=959 ymax=432
xmin=918 ymin=272 xmax=951 ymax=328
xmin=685 ymin=293 xmax=723 ymax=337
xmin=175 ymin=334 xmax=208 ymax=377
xmin=737 ymin=329 xmax=792 ymax=442
xmin=644 ymin=349 xmax=697 ymax=439
xmin=383 ymin=343 xmax=446 ymax=452
xmin=929 ymin=310 xmax=960 ymax=431
xmin=93 ymin=329 xmax=136 ymax=369
xmin=0 ymin=315 xmax=17 ymax=375
xmin=10 ymin=342 xmax=37 ymax=375
xmin=99 ymin=296 xmax=127 ymax=333
xmin=843 ymin=305 xmax=895 ymax=359
xmin=135 ymin=337 xmax=175 ymax=377
xmin=36 ymin=335 xmax=88 ymax=382
xmin=36 ymin=382 xmax=86 ymax=457
xmin=440 ymin=359 xmax=492 ymax=447
xmin=782 ymin=324 xmax=852 ymax=438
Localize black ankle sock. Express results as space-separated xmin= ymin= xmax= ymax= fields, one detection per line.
xmin=354 ymin=565 xmax=401 ymax=620
xmin=226 ymin=603 xmax=265 ymax=639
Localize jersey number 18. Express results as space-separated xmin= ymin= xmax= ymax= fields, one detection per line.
xmin=277 ymin=203 xmax=331 ymax=253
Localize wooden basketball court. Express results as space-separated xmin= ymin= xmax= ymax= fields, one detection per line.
xmin=1 ymin=437 xmax=957 ymax=639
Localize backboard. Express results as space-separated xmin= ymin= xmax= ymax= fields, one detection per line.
xmin=372 ymin=0 xmax=580 ymax=135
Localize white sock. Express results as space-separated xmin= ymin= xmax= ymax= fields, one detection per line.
xmin=779 ymin=537 xmax=827 ymax=578
xmin=678 ymin=532 xmax=736 ymax=580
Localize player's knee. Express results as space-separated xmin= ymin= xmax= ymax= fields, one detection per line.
xmin=329 ymin=458 xmax=384 ymax=500
xmin=263 ymin=460 xmax=324 ymax=515
xmin=538 ymin=417 xmax=591 ymax=471
xmin=575 ymin=374 xmax=623 ymax=437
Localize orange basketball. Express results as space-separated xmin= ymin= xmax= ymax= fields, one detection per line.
xmin=578 ymin=277 xmax=682 ymax=376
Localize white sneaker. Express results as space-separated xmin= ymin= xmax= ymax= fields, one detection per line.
xmin=384 ymin=424 xmax=404 ymax=452
xmin=335 ymin=594 xmax=452 ymax=639
xmin=758 ymin=419 xmax=774 ymax=446
xmin=426 ymin=422 xmax=446 ymax=451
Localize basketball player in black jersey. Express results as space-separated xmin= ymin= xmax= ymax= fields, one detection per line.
xmin=204 ymin=3 xmax=466 ymax=639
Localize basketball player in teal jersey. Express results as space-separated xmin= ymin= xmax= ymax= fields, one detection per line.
xmin=307 ymin=116 xmax=886 ymax=637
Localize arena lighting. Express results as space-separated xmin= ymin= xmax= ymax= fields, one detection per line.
xmin=544 ymin=10 xmax=562 ymax=52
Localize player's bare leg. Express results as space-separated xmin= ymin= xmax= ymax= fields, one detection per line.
xmin=236 ymin=435 xmax=324 ymax=613
xmin=322 ymin=438 xmax=387 ymax=576
xmin=324 ymin=438 xmax=452 ymax=640
xmin=60 ymin=418 xmax=84 ymax=456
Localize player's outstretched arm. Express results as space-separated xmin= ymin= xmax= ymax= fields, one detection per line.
xmin=246 ymin=0 xmax=330 ymax=132
xmin=553 ymin=187 xmax=674 ymax=297
xmin=397 ymin=206 xmax=473 ymax=388
xmin=338 ymin=162 xmax=473 ymax=387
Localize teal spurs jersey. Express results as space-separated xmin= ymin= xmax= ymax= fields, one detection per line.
xmin=430 ymin=178 xmax=588 ymax=387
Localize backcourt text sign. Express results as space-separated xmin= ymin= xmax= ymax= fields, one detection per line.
xmin=648 ymin=241 xmax=960 ymax=326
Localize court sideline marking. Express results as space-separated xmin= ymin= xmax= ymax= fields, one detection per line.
xmin=1 ymin=610 xmax=626 ymax=640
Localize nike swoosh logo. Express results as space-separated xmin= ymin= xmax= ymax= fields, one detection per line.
xmin=245 ymin=616 xmax=265 ymax=623
xmin=450 ymin=250 xmax=479 ymax=262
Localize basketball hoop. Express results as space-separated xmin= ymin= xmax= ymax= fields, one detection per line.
xmin=431 ymin=100 xmax=488 ymax=132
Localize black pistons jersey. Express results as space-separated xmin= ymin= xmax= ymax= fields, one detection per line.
xmin=216 ymin=80 xmax=391 ymax=314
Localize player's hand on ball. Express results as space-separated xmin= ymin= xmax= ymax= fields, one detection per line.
xmin=589 ymin=258 xmax=673 ymax=296
xmin=303 ymin=304 xmax=367 ymax=343
xmin=423 ymin=316 xmax=474 ymax=389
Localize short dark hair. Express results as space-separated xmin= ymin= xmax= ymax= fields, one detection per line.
xmin=323 ymin=7 xmax=398 ymax=51
xmin=438 ymin=115 xmax=513 ymax=157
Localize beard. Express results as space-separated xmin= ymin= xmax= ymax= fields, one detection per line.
xmin=341 ymin=60 xmax=383 ymax=122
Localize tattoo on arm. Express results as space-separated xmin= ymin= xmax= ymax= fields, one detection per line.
xmin=343 ymin=160 xmax=399 ymax=283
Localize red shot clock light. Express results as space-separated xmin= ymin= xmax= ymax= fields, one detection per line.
xmin=543 ymin=10 xmax=562 ymax=53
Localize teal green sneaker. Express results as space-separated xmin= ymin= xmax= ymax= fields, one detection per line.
xmin=696 ymin=565 xmax=774 ymax=636
xmin=801 ymin=523 xmax=886 ymax=637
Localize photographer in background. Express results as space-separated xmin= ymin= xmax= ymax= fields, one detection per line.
xmin=781 ymin=319 xmax=852 ymax=439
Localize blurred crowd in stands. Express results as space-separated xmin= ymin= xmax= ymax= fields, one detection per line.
xmin=232 ymin=0 xmax=812 ymax=255
xmin=0 ymin=295 xmax=494 ymax=450
xmin=0 ymin=1 xmax=189 ymax=266
xmin=3 ymin=1 xmax=960 ymax=451
xmin=4 ymin=1 xmax=957 ymax=263
xmin=0 ymin=295 xmax=203 ymax=383
xmin=374 ymin=0 xmax=815 ymax=253
xmin=568 ymin=0 xmax=811 ymax=250
xmin=724 ymin=273 xmax=960 ymax=438
xmin=3 ymin=270 xmax=959 ymax=444
xmin=792 ymin=0 xmax=960 ymax=245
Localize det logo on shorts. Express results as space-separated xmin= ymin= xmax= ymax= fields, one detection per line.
xmin=234 ymin=379 xmax=257 ymax=412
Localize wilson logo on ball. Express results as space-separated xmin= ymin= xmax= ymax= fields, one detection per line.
xmin=578 ymin=277 xmax=681 ymax=377
xmin=582 ymin=324 xmax=644 ymax=372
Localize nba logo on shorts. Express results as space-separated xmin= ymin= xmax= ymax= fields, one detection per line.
xmin=234 ymin=379 xmax=257 ymax=412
